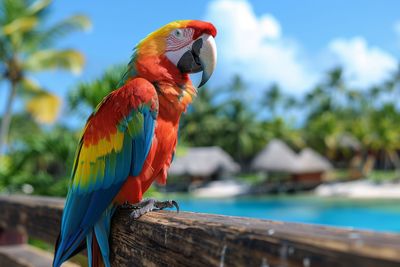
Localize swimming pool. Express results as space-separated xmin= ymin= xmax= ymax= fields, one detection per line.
xmin=172 ymin=195 xmax=400 ymax=233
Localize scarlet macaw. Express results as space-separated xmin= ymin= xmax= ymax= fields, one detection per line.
xmin=53 ymin=20 xmax=217 ymax=267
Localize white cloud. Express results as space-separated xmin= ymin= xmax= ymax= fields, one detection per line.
xmin=205 ymin=0 xmax=397 ymax=93
xmin=259 ymin=14 xmax=281 ymax=40
xmin=328 ymin=37 xmax=398 ymax=87
xmin=205 ymin=0 xmax=317 ymax=93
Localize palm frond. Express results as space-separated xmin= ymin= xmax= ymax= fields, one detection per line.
xmin=30 ymin=14 xmax=91 ymax=49
xmin=23 ymin=49 xmax=85 ymax=74
xmin=27 ymin=0 xmax=51 ymax=16
xmin=0 ymin=37 xmax=7 ymax=60
xmin=68 ymin=65 xmax=124 ymax=111
xmin=16 ymin=77 xmax=43 ymax=98
xmin=2 ymin=16 xmax=38 ymax=35
xmin=26 ymin=91 xmax=61 ymax=124
xmin=0 ymin=0 xmax=30 ymax=24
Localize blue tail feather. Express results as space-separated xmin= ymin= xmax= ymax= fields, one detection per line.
xmin=86 ymin=206 xmax=116 ymax=267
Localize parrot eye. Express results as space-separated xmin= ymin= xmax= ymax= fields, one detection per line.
xmin=173 ymin=29 xmax=184 ymax=39
xmin=165 ymin=28 xmax=194 ymax=52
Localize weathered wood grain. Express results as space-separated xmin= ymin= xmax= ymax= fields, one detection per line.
xmin=110 ymin=209 xmax=400 ymax=267
xmin=1 ymin=195 xmax=400 ymax=267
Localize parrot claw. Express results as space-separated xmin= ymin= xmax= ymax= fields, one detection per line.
xmin=155 ymin=200 xmax=180 ymax=213
xmin=126 ymin=198 xmax=179 ymax=220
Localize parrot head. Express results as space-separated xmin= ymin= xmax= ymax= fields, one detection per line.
xmin=133 ymin=20 xmax=217 ymax=88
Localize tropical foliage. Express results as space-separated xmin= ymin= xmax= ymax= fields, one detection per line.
xmin=68 ymin=65 xmax=124 ymax=116
xmin=0 ymin=0 xmax=90 ymax=154
xmin=0 ymin=122 xmax=77 ymax=195
xmin=3 ymin=62 xmax=400 ymax=195
xmin=1 ymin=2 xmax=400 ymax=196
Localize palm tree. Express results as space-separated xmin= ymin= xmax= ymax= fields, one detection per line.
xmin=68 ymin=65 xmax=125 ymax=115
xmin=217 ymin=76 xmax=267 ymax=164
xmin=179 ymin=85 xmax=224 ymax=146
xmin=262 ymin=83 xmax=282 ymax=117
xmin=0 ymin=0 xmax=91 ymax=154
xmin=221 ymin=99 xmax=266 ymax=164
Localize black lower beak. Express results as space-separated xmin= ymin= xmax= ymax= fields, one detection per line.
xmin=177 ymin=38 xmax=203 ymax=74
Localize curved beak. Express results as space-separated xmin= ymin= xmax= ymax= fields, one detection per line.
xmin=177 ymin=34 xmax=217 ymax=88
xmin=198 ymin=34 xmax=217 ymax=87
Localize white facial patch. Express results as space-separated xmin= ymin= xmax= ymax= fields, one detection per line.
xmin=165 ymin=43 xmax=193 ymax=66
xmin=165 ymin=28 xmax=195 ymax=66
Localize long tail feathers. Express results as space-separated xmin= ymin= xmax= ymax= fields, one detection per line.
xmin=54 ymin=206 xmax=115 ymax=267
xmin=87 ymin=206 xmax=115 ymax=267
xmin=89 ymin=232 xmax=105 ymax=267
xmin=53 ymin=230 xmax=86 ymax=267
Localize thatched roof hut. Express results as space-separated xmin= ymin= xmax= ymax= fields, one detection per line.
xmin=169 ymin=147 xmax=240 ymax=177
xmin=251 ymin=139 xmax=298 ymax=173
xmin=251 ymin=140 xmax=332 ymax=174
xmin=294 ymin=148 xmax=333 ymax=173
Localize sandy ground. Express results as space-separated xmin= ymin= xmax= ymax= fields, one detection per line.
xmin=315 ymin=180 xmax=400 ymax=199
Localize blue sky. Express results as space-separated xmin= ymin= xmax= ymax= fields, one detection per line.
xmin=1 ymin=0 xmax=400 ymax=125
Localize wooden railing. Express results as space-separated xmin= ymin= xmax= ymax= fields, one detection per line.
xmin=0 ymin=195 xmax=400 ymax=267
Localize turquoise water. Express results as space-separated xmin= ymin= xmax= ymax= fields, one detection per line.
xmin=173 ymin=196 xmax=400 ymax=233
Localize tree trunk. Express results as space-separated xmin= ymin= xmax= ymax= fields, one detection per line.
xmin=0 ymin=81 xmax=17 ymax=155
xmin=388 ymin=150 xmax=400 ymax=178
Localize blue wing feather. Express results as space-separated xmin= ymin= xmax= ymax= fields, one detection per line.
xmin=53 ymin=80 xmax=158 ymax=267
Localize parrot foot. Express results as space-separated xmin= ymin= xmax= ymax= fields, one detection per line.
xmin=127 ymin=198 xmax=179 ymax=220
xmin=119 ymin=201 xmax=133 ymax=210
